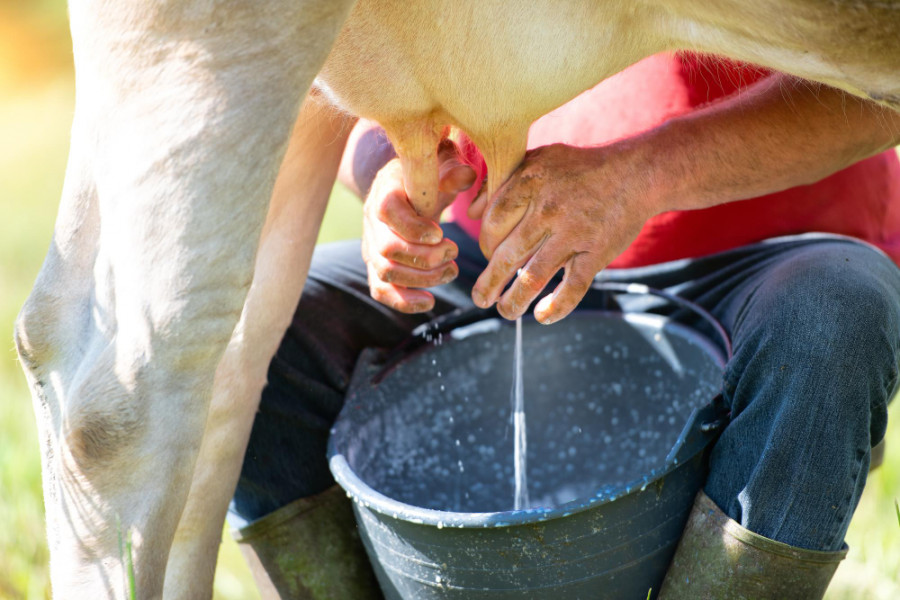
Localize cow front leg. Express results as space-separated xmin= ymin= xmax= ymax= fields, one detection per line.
xmin=164 ymin=94 xmax=354 ymax=598
xmin=13 ymin=1 xmax=356 ymax=598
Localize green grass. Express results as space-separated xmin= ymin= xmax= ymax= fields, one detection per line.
xmin=1 ymin=58 xmax=899 ymax=600
xmin=828 ymin=435 xmax=900 ymax=600
xmin=116 ymin=518 xmax=137 ymax=600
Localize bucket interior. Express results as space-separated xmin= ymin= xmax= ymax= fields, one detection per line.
xmin=333 ymin=311 xmax=724 ymax=515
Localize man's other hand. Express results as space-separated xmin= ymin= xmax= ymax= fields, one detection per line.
xmin=363 ymin=140 xmax=476 ymax=312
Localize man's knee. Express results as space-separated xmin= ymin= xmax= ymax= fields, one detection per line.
xmin=735 ymin=242 xmax=900 ymax=370
xmin=727 ymin=242 xmax=900 ymax=430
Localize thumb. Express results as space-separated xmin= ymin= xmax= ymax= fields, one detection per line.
xmin=437 ymin=138 xmax=477 ymax=195
xmin=467 ymin=186 xmax=487 ymax=220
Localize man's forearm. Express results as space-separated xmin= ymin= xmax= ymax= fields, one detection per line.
xmin=643 ymin=73 xmax=900 ymax=215
xmin=337 ymin=118 xmax=395 ymax=199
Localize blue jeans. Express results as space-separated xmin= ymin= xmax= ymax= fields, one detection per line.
xmin=230 ymin=228 xmax=900 ymax=552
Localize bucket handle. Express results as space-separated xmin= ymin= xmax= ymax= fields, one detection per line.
xmin=590 ymin=282 xmax=733 ymax=360
xmin=372 ymin=281 xmax=733 ymax=384
xmin=372 ymin=305 xmax=507 ymax=383
xmin=591 ymin=282 xmax=733 ymax=455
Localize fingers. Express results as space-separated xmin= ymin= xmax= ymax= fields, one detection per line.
xmin=495 ymin=238 xmax=566 ymax=320
xmin=370 ymin=142 xmax=475 ymax=245
xmin=478 ymin=175 xmax=531 ymax=259
xmin=534 ymin=253 xmax=597 ymax=324
xmin=380 ymin=237 xmax=458 ymax=270
xmin=367 ymin=264 xmax=437 ymax=314
xmin=473 ymin=232 xmax=602 ymax=323
xmin=374 ymin=186 xmax=443 ymax=244
xmin=365 ymin=237 xmax=457 ymax=312
xmin=369 ymin=252 xmax=459 ymax=289
xmin=471 ymin=226 xmax=548 ymax=309
xmin=363 ymin=137 xmax=474 ymax=313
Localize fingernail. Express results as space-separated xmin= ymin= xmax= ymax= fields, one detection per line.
xmin=535 ymin=299 xmax=555 ymax=324
xmin=422 ymin=231 xmax=441 ymax=244
xmin=498 ymin=301 xmax=519 ymax=321
xmin=441 ymin=267 xmax=456 ymax=283
xmin=472 ymin=288 xmax=487 ymax=308
xmin=443 ymin=248 xmax=456 ymax=262
xmin=412 ymin=300 xmax=432 ymax=313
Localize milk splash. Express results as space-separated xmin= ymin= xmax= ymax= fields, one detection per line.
xmin=512 ymin=315 xmax=530 ymax=510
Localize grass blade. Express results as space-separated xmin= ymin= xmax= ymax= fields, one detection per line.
xmin=125 ymin=531 xmax=136 ymax=600
xmin=116 ymin=514 xmax=137 ymax=600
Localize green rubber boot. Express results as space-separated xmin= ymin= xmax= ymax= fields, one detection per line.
xmin=658 ymin=491 xmax=847 ymax=600
xmin=233 ymin=485 xmax=383 ymax=600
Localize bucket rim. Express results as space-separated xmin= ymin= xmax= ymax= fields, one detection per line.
xmin=329 ymin=446 xmax=701 ymax=529
xmin=328 ymin=310 xmax=727 ymax=529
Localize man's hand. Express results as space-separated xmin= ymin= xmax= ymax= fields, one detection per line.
xmin=470 ymin=73 xmax=900 ymax=325
xmin=363 ymin=140 xmax=476 ymax=312
xmin=470 ymin=142 xmax=658 ymax=324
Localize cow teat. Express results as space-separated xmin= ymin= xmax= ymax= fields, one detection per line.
xmin=384 ymin=117 xmax=529 ymax=225
xmin=382 ymin=118 xmax=444 ymax=220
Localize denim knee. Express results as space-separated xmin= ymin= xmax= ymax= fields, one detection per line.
xmin=706 ymin=241 xmax=900 ymax=550
xmin=725 ymin=242 xmax=900 ymax=441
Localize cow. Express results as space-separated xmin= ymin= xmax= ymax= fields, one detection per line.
xmin=13 ymin=0 xmax=899 ymax=597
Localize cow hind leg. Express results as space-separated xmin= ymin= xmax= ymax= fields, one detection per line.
xmin=15 ymin=1 xmax=356 ymax=598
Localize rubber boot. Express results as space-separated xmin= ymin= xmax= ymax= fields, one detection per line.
xmin=658 ymin=491 xmax=847 ymax=600
xmin=233 ymin=485 xmax=384 ymax=600
xmin=871 ymin=438 xmax=885 ymax=471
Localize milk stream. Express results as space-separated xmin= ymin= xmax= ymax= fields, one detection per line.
xmin=513 ymin=315 xmax=530 ymax=510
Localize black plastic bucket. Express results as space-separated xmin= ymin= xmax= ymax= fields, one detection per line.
xmin=329 ymin=285 xmax=729 ymax=599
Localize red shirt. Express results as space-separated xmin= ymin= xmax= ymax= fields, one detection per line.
xmin=445 ymin=53 xmax=900 ymax=267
